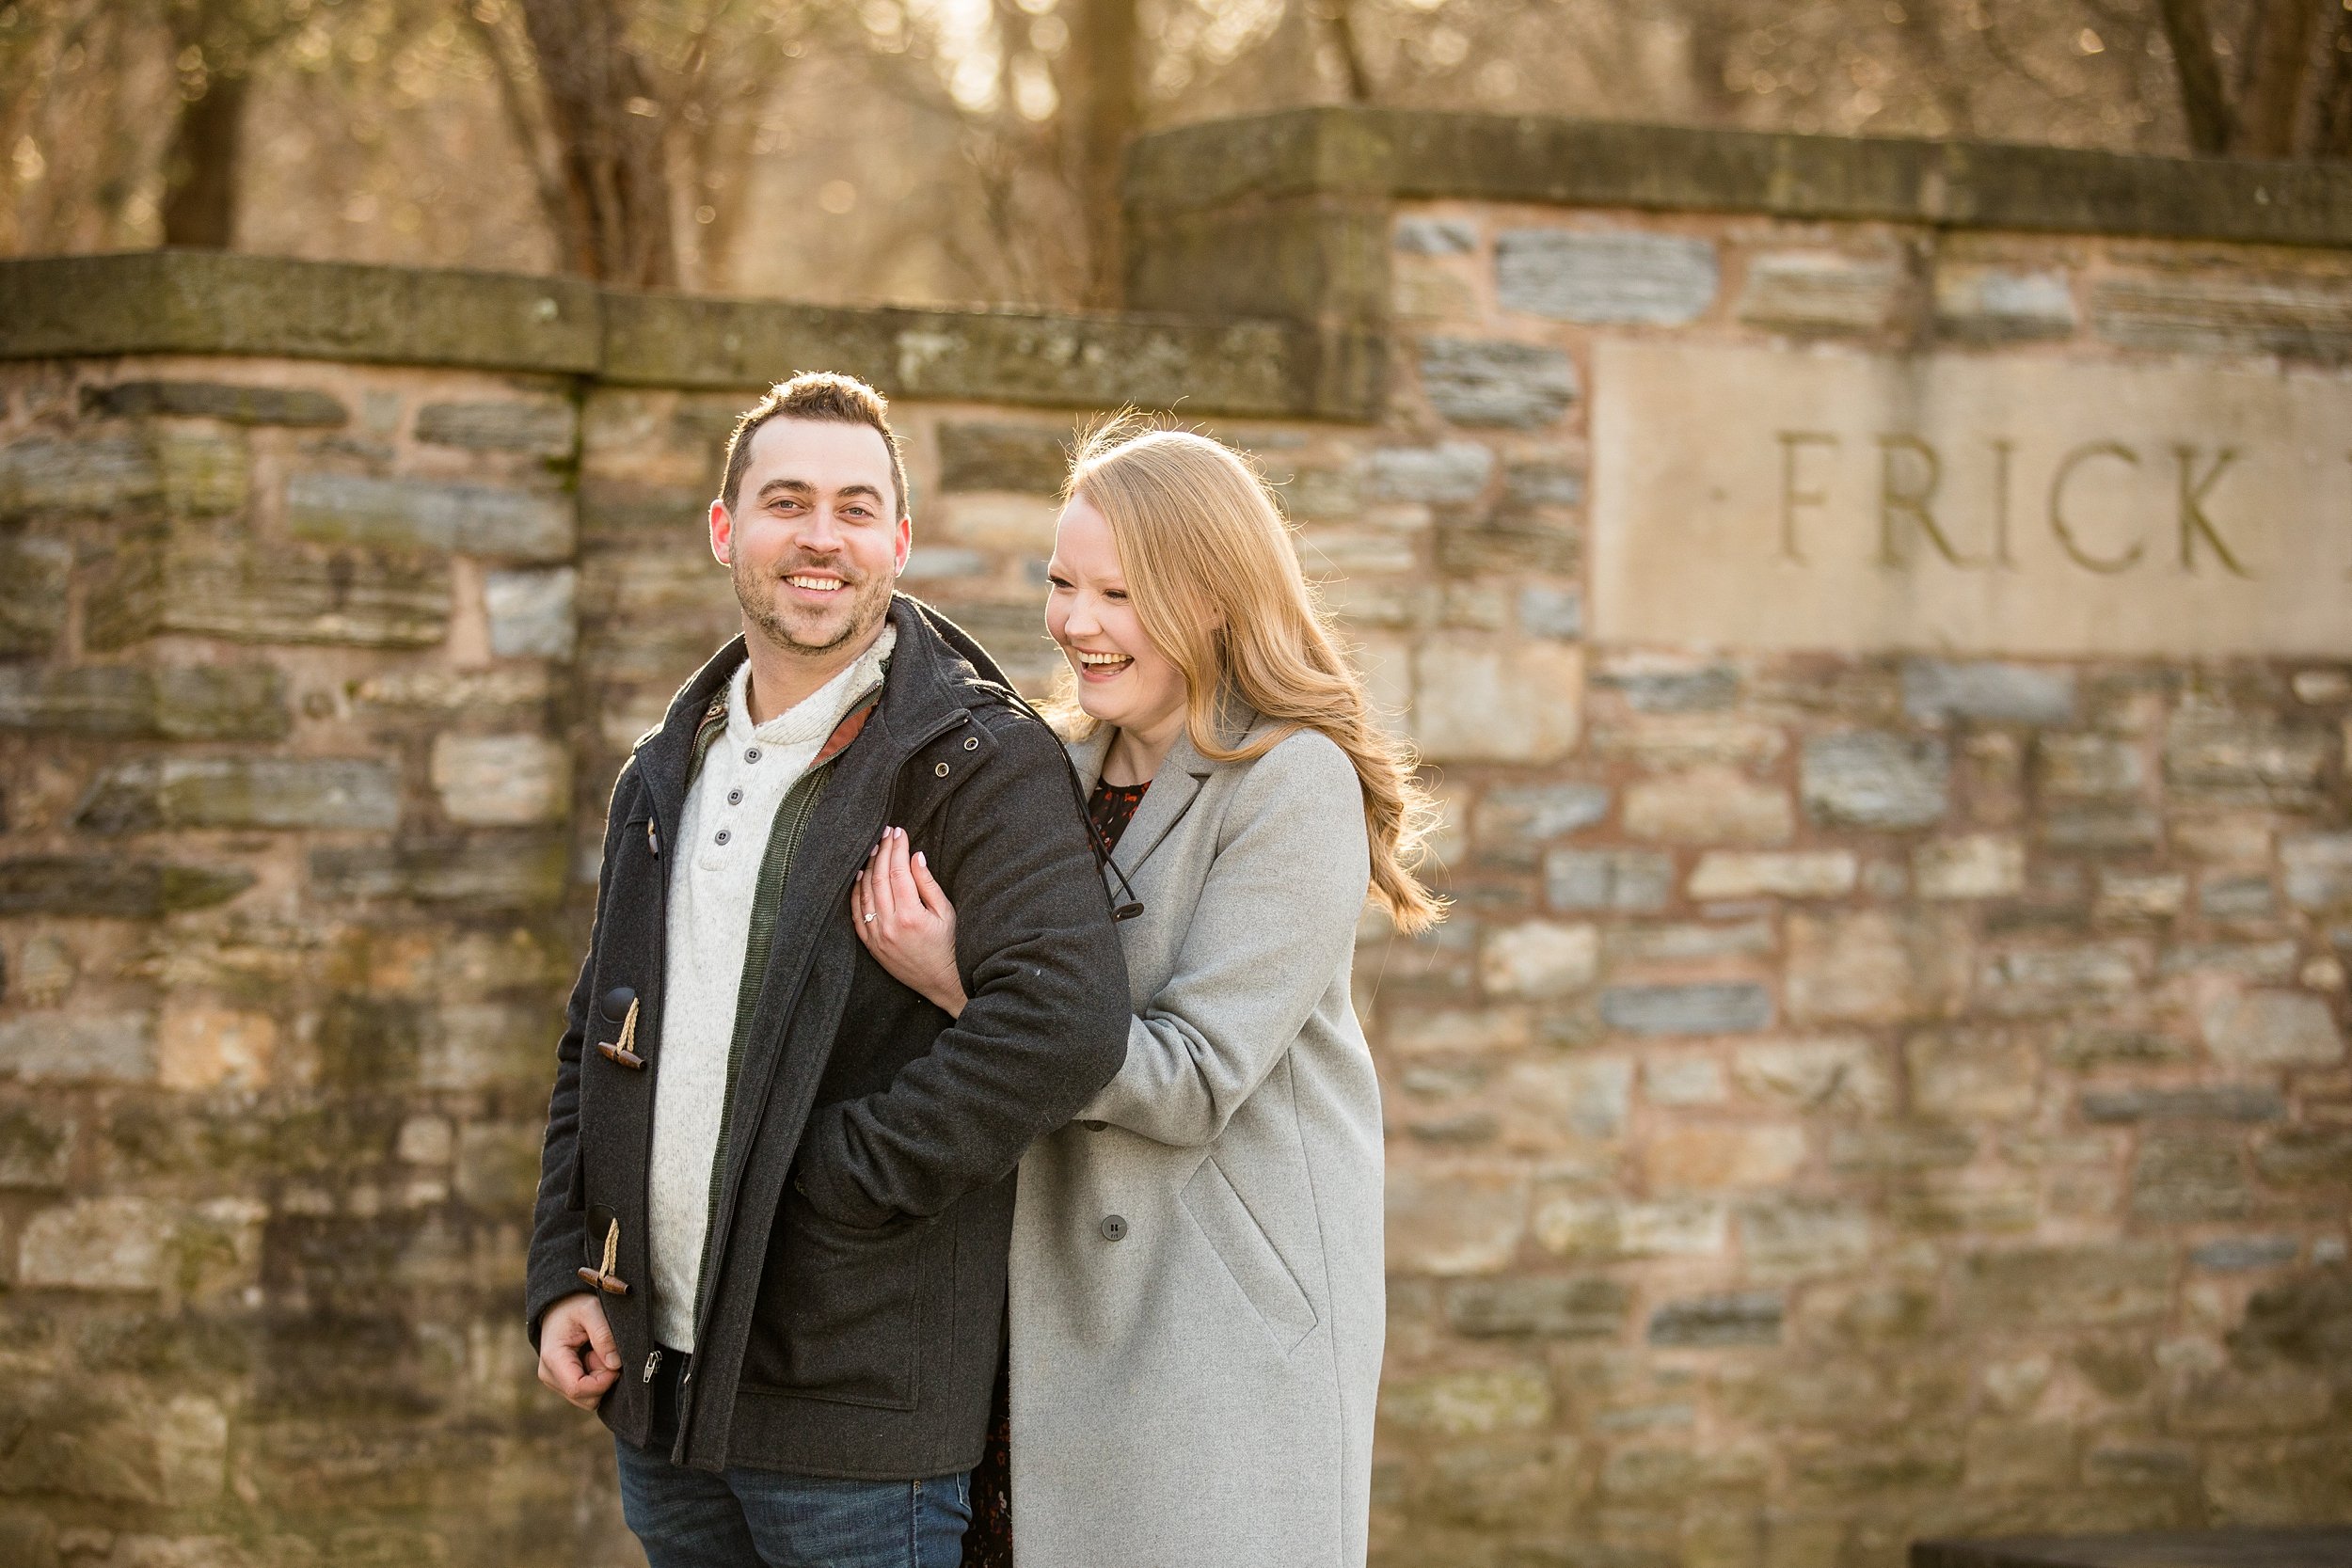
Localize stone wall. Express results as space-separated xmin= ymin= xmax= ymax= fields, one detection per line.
xmin=3 ymin=109 xmax=2351 ymax=1568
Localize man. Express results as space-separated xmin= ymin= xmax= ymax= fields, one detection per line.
xmin=526 ymin=372 xmax=1129 ymax=1567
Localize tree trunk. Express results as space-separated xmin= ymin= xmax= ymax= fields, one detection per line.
xmin=2156 ymin=0 xmax=2233 ymax=153
xmin=160 ymin=70 xmax=246 ymax=247
xmin=2311 ymin=8 xmax=2352 ymax=157
xmin=1319 ymin=0 xmax=1376 ymax=104
xmin=2236 ymin=0 xmax=2322 ymax=156
xmin=515 ymin=0 xmax=676 ymax=287
xmin=1063 ymin=0 xmax=1139 ymax=309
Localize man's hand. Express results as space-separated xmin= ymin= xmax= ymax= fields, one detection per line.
xmin=537 ymin=1292 xmax=622 ymax=1411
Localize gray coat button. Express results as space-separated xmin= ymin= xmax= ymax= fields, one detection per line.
xmin=1100 ymin=1214 xmax=1128 ymax=1242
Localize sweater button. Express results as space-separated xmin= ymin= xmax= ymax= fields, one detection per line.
xmin=727 ymin=787 xmax=742 ymax=805
xmin=714 ymin=828 xmax=731 ymax=846
xmin=745 ymin=747 xmax=762 ymax=763
xmin=1100 ymin=1214 xmax=1128 ymax=1242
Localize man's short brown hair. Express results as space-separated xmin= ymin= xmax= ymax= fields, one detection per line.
xmin=719 ymin=372 xmax=909 ymax=520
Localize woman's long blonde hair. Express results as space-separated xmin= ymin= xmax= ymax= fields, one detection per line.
xmin=1045 ymin=417 xmax=1446 ymax=935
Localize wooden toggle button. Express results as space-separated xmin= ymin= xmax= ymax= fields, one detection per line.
xmin=578 ymin=1217 xmax=630 ymax=1295
xmin=597 ymin=995 xmax=645 ymax=1069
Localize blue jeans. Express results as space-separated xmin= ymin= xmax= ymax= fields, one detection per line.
xmin=613 ymin=1354 xmax=970 ymax=1568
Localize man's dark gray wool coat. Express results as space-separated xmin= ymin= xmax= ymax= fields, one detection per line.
xmin=526 ymin=594 xmax=1130 ymax=1480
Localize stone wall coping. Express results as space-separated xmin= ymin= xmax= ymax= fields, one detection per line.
xmin=0 ymin=250 xmax=1384 ymax=420
xmin=1126 ymin=107 xmax=2352 ymax=249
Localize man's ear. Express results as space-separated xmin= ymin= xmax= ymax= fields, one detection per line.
xmin=893 ymin=514 xmax=912 ymax=574
xmin=708 ymin=498 xmax=734 ymax=565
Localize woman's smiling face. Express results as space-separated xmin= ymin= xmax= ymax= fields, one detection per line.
xmin=1044 ymin=495 xmax=1188 ymax=742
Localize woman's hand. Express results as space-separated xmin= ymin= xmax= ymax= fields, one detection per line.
xmin=852 ymin=827 xmax=968 ymax=1018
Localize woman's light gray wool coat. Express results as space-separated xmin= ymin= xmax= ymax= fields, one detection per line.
xmin=1007 ymin=717 xmax=1387 ymax=1568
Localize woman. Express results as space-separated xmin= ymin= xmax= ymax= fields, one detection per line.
xmin=852 ymin=420 xmax=1443 ymax=1568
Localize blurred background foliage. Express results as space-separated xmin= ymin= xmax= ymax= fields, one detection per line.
xmin=4 ymin=0 xmax=2349 ymax=309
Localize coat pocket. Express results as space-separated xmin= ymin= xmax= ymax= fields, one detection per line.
xmin=739 ymin=1191 xmax=924 ymax=1410
xmin=1181 ymin=1155 xmax=1317 ymax=1354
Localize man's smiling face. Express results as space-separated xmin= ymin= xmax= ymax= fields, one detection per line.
xmin=711 ymin=416 xmax=910 ymax=658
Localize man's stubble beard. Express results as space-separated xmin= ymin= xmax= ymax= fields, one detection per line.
xmin=732 ymin=553 xmax=895 ymax=659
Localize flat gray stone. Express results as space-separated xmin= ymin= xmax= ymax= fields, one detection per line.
xmin=900 ymin=548 xmax=989 ymax=582
xmin=2164 ymin=712 xmax=2332 ymax=805
xmin=1479 ymin=784 xmax=1611 ymax=847
xmin=1496 ymin=230 xmax=1719 ymax=325
xmin=75 ymin=757 xmax=400 ymax=833
xmin=84 ymin=380 xmax=347 ymax=426
xmin=87 ymin=528 xmax=451 ymax=649
xmin=2159 ymin=940 xmax=2301 ymax=981
xmin=0 ymin=1012 xmax=154 ymax=1083
xmin=1736 ymin=252 xmax=1903 ymax=334
xmin=2253 ymin=1126 xmax=2352 ymax=1184
xmin=937 ymin=421 xmax=1069 ymax=494
xmin=0 ymin=664 xmax=288 ymax=740
xmin=0 ymin=857 xmax=251 ymax=916
xmin=1599 ymin=981 xmax=1772 ymax=1036
xmin=0 ymin=1105 xmax=71 ymax=1187
xmin=286 ymin=471 xmax=572 ymax=562
xmin=1933 ymin=265 xmax=2079 ymax=343
xmin=1902 ymin=659 xmax=2076 ymax=725
xmin=0 ymin=537 xmax=71 ymax=656
xmin=1502 ymin=461 xmax=1583 ymax=510
xmin=310 ymin=836 xmax=567 ymax=908
xmin=2198 ymin=874 xmax=2277 ymax=920
xmin=1645 ymin=1291 xmax=1782 ymax=1346
xmin=485 ymin=566 xmax=577 ymax=660
xmin=414 ymin=399 xmax=576 ymax=454
xmin=0 ymin=436 xmax=159 ymax=515
xmin=2190 ymin=1236 xmax=2299 ymax=1272
xmin=1546 ymin=847 xmax=1673 ymax=912
xmin=1361 ymin=442 xmax=1493 ymax=505
xmin=2079 ymin=1085 xmax=2285 ymax=1123
xmin=2202 ymin=990 xmax=2344 ymax=1069
xmin=2282 ymin=833 xmax=2352 ymax=912
xmin=2091 ymin=276 xmax=2352 ymax=362
xmin=1830 ymin=1123 xmax=1978 ymax=1171
xmin=1518 ymin=584 xmax=1583 ymax=639
xmin=1801 ymin=731 xmax=1950 ymax=829
xmin=1595 ymin=660 xmax=1737 ymax=713
xmin=2130 ymin=1132 xmax=2253 ymax=1220
xmin=1417 ymin=338 xmax=1579 ymax=428
xmin=1446 ymin=1275 xmax=1627 ymax=1338
xmin=1395 ymin=217 xmax=1477 ymax=256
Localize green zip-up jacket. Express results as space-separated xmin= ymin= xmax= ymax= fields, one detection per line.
xmin=526 ymin=595 xmax=1131 ymax=1479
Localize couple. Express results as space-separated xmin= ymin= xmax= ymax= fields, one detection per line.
xmin=525 ymin=372 xmax=1441 ymax=1568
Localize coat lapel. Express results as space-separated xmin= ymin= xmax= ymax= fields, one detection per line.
xmin=1109 ymin=727 xmax=1217 ymax=879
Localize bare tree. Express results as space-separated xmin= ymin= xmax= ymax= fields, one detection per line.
xmin=2236 ymin=0 xmax=2322 ymax=153
xmin=158 ymin=0 xmax=302 ymax=246
xmin=2159 ymin=0 xmax=2340 ymax=157
xmin=2312 ymin=6 xmax=2352 ymax=156
xmin=508 ymin=0 xmax=676 ymax=284
xmin=1060 ymin=0 xmax=1140 ymax=307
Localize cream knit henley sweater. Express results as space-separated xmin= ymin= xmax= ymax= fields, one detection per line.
xmin=647 ymin=625 xmax=896 ymax=1351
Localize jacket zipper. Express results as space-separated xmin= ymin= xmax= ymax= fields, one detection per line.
xmin=636 ymin=785 xmax=672 ymax=1440
xmin=674 ymin=705 xmax=968 ymax=1454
